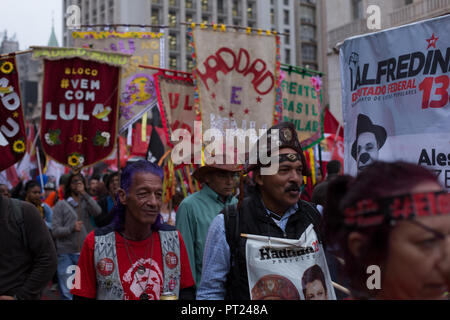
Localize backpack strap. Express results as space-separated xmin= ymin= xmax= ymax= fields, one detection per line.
xmin=10 ymin=198 xmax=27 ymax=249
xmin=223 ymin=203 xmax=240 ymax=300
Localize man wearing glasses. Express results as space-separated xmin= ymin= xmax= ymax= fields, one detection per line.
xmin=176 ymin=161 xmax=241 ymax=288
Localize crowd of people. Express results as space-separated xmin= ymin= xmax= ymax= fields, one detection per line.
xmin=0 ymin=122 xmax=449 ymax=301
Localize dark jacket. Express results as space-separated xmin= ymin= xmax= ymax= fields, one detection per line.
xmin=0 ymin=195 xmax=57 ymax=299
xmin=224 ymin=192 xmax=323 ymax=300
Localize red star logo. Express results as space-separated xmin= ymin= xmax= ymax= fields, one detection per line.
xmin=211 ymin=93 xmax=216 ymax=100
xmin=218 ymin=106 xmax=224 ymax=112
xmin=229 ymin=112 xmax=234 ymax=118
xmin=256 ymin=96 xmax=262 ymax=103
xmin=244 ymin=108 xmax=249 ymax=115
xmin=426 ymin=33 xmax=438 ymax=49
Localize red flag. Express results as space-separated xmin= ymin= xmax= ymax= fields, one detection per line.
xmin=323 ymin=108 xmax=343 ymax=137
xmin=0 ymin=56 xmax=27 ymax=172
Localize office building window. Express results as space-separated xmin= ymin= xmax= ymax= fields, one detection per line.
xmin=247 ymin=1 xmax=256 ymax=20
xmin=302 ymin=44 xmax=316 ymax=62
xmin=169 ymin=33 xmax=178 ymax=51
xmin=300 ymin=25 xmax=315 ymax=42
xmin=300 ymin=5 xmax=315 ymax=24
xmin=201 ymin=0 xmax=211 ymax=12
xmin=169 ymin=56 xmax=177 ymax=69
xmin=169 ymin=11 xmax=177 ymax=27
xmin=151 ymin=9 xmax=161 ymax=25
xmin=284 ymin=10 xmax=289 ymax=24
xmin=202 ymin=14 xmax=211 ymax=24
xmin=185 ymin=0 xmax=194 ymax=9
xmin=285 ymin=49 xmax=291 ymax=64
xmin=185 ymin=13 xmax=194 ymax=23
xmin=217 ymin=0 xmax=226 ymax=15
xmin=285 ymin=29 xmax=290 ymax=44
xmin=232 ymin=0 xmax=240 ymax=17
xmin=352 ymin=0 xmax=363 ymax=19
xmin=186 ymin=57 xmax=194 ymax=71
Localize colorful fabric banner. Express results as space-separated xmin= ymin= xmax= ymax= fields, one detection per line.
xmin=280 ymin=67 xmax=324 ymax=149
xmin=245 ymin=225 xmax=336 ymax=300
xmin=190 ymin=27 xmax=281 ymax=136
xmin=39 ymin=53 xmax=121 ymax=170
xmin=0 ymin=56 xmax=27 ymax=172
xmin=154 ymin=69 xmax=196 ymax=149
xmin=340 ymin=15 xmax=450 ymax=190
xmin=73 ymin=31 xmax=164 ymax=132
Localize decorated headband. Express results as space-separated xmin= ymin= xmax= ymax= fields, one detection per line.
xmin=343 ymin=191 xmax=450 ymax=228
xmin=259 ymin=153 xmax=302 ymax=166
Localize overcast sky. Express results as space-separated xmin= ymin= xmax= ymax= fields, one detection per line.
xmin=0 ymin=0 xmax=63 ymax=50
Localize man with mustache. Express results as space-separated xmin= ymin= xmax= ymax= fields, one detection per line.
xmin=197 ymin=122 xmax=327 ymax=300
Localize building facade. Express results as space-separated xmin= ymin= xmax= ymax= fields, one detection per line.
xmin=326 ymin=0 xmax=450 ymax=122
xmin=62 ymin=0 xmax=327 ymax=74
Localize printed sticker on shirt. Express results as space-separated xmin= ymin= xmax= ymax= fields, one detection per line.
xmin=97 ymin=258 xmax=115 ymax=276
xmin=165 ymin=252 xmax=178 ymax=269
xmin=168 ymin=276 xmax=178 ymax=291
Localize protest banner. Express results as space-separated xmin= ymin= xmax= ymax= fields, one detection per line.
xmin=152 ymin=67 xmax=196 ymax=149
xmin=0 ymin=56 xmax=27 ymax=172
xmin=73 ymin=31 xmax=164 ymax=133
xmin=190 ymin=25 xmax=281 ymax=149
xmin=280 ymin=66 xmax=324 ymax=149
xmin=340 ymin=15 xmax=450 ymax=189
xmin=245 ymin=224 xmax=336 ymax=300
xmin=32 ymin=46 xmax=129 ymax=170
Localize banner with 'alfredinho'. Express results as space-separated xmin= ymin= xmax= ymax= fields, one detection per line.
xmin=340 ymin=15 xmax=450 ymax=189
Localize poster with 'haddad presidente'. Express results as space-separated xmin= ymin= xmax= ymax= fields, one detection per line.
xmin=340 ymin=14 xmax=450 ymax=190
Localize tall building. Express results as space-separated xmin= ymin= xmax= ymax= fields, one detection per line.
xmin=62 ymin=0 xmax=327 ymax=74
xmin=0 ymin=30 xmax=19 ymax=54
xmin=326 ymin=0 xmax=450 ymax=122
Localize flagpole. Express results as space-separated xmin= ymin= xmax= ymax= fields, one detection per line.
xmin=36 ymin=146 xmax=44 ymax=189
xmin=329 ymin=122 xmax=342 ymax=158
xmin=116 ymin=135 xmax=120 ymax=171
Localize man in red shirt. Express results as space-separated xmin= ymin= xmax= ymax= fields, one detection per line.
xmin=71 ymin=160 xmax=195 ymax=300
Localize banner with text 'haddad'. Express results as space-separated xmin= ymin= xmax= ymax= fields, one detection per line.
xmin=340 ymin=14 xmax=450 ymax=189
xmin=190 ymin=27 xmax=281 ymax=140
xmin=245 ymin=225 xmax=336 ymax=300
xmin=34 ymin=47 xmax=126 ymax=170
xmin=0 ymin=56 xmax=27 ymax=172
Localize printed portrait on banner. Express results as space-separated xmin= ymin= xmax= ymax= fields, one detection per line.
xmin=0 ymin=57 xmax=27 ymax=171
xmin=340 ymin=15 xmax=450 ymax=189
xmin=245 ymin=225 xmax=336 ymax=300
xmin=73 ymin=31 xmax=164 ymax=132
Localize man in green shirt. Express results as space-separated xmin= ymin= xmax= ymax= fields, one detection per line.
xmin=176 ymin=163 xmax=241 ymax=285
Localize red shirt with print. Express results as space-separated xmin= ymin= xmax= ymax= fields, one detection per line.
xmin=71 ymin=229 xmax=194 ymax=300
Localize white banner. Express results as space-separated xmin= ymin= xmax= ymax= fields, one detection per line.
xmin=245 ymin=225 xmax=336 ymax=300
xmin=340 ymin=15 xmax=450 ymax=189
